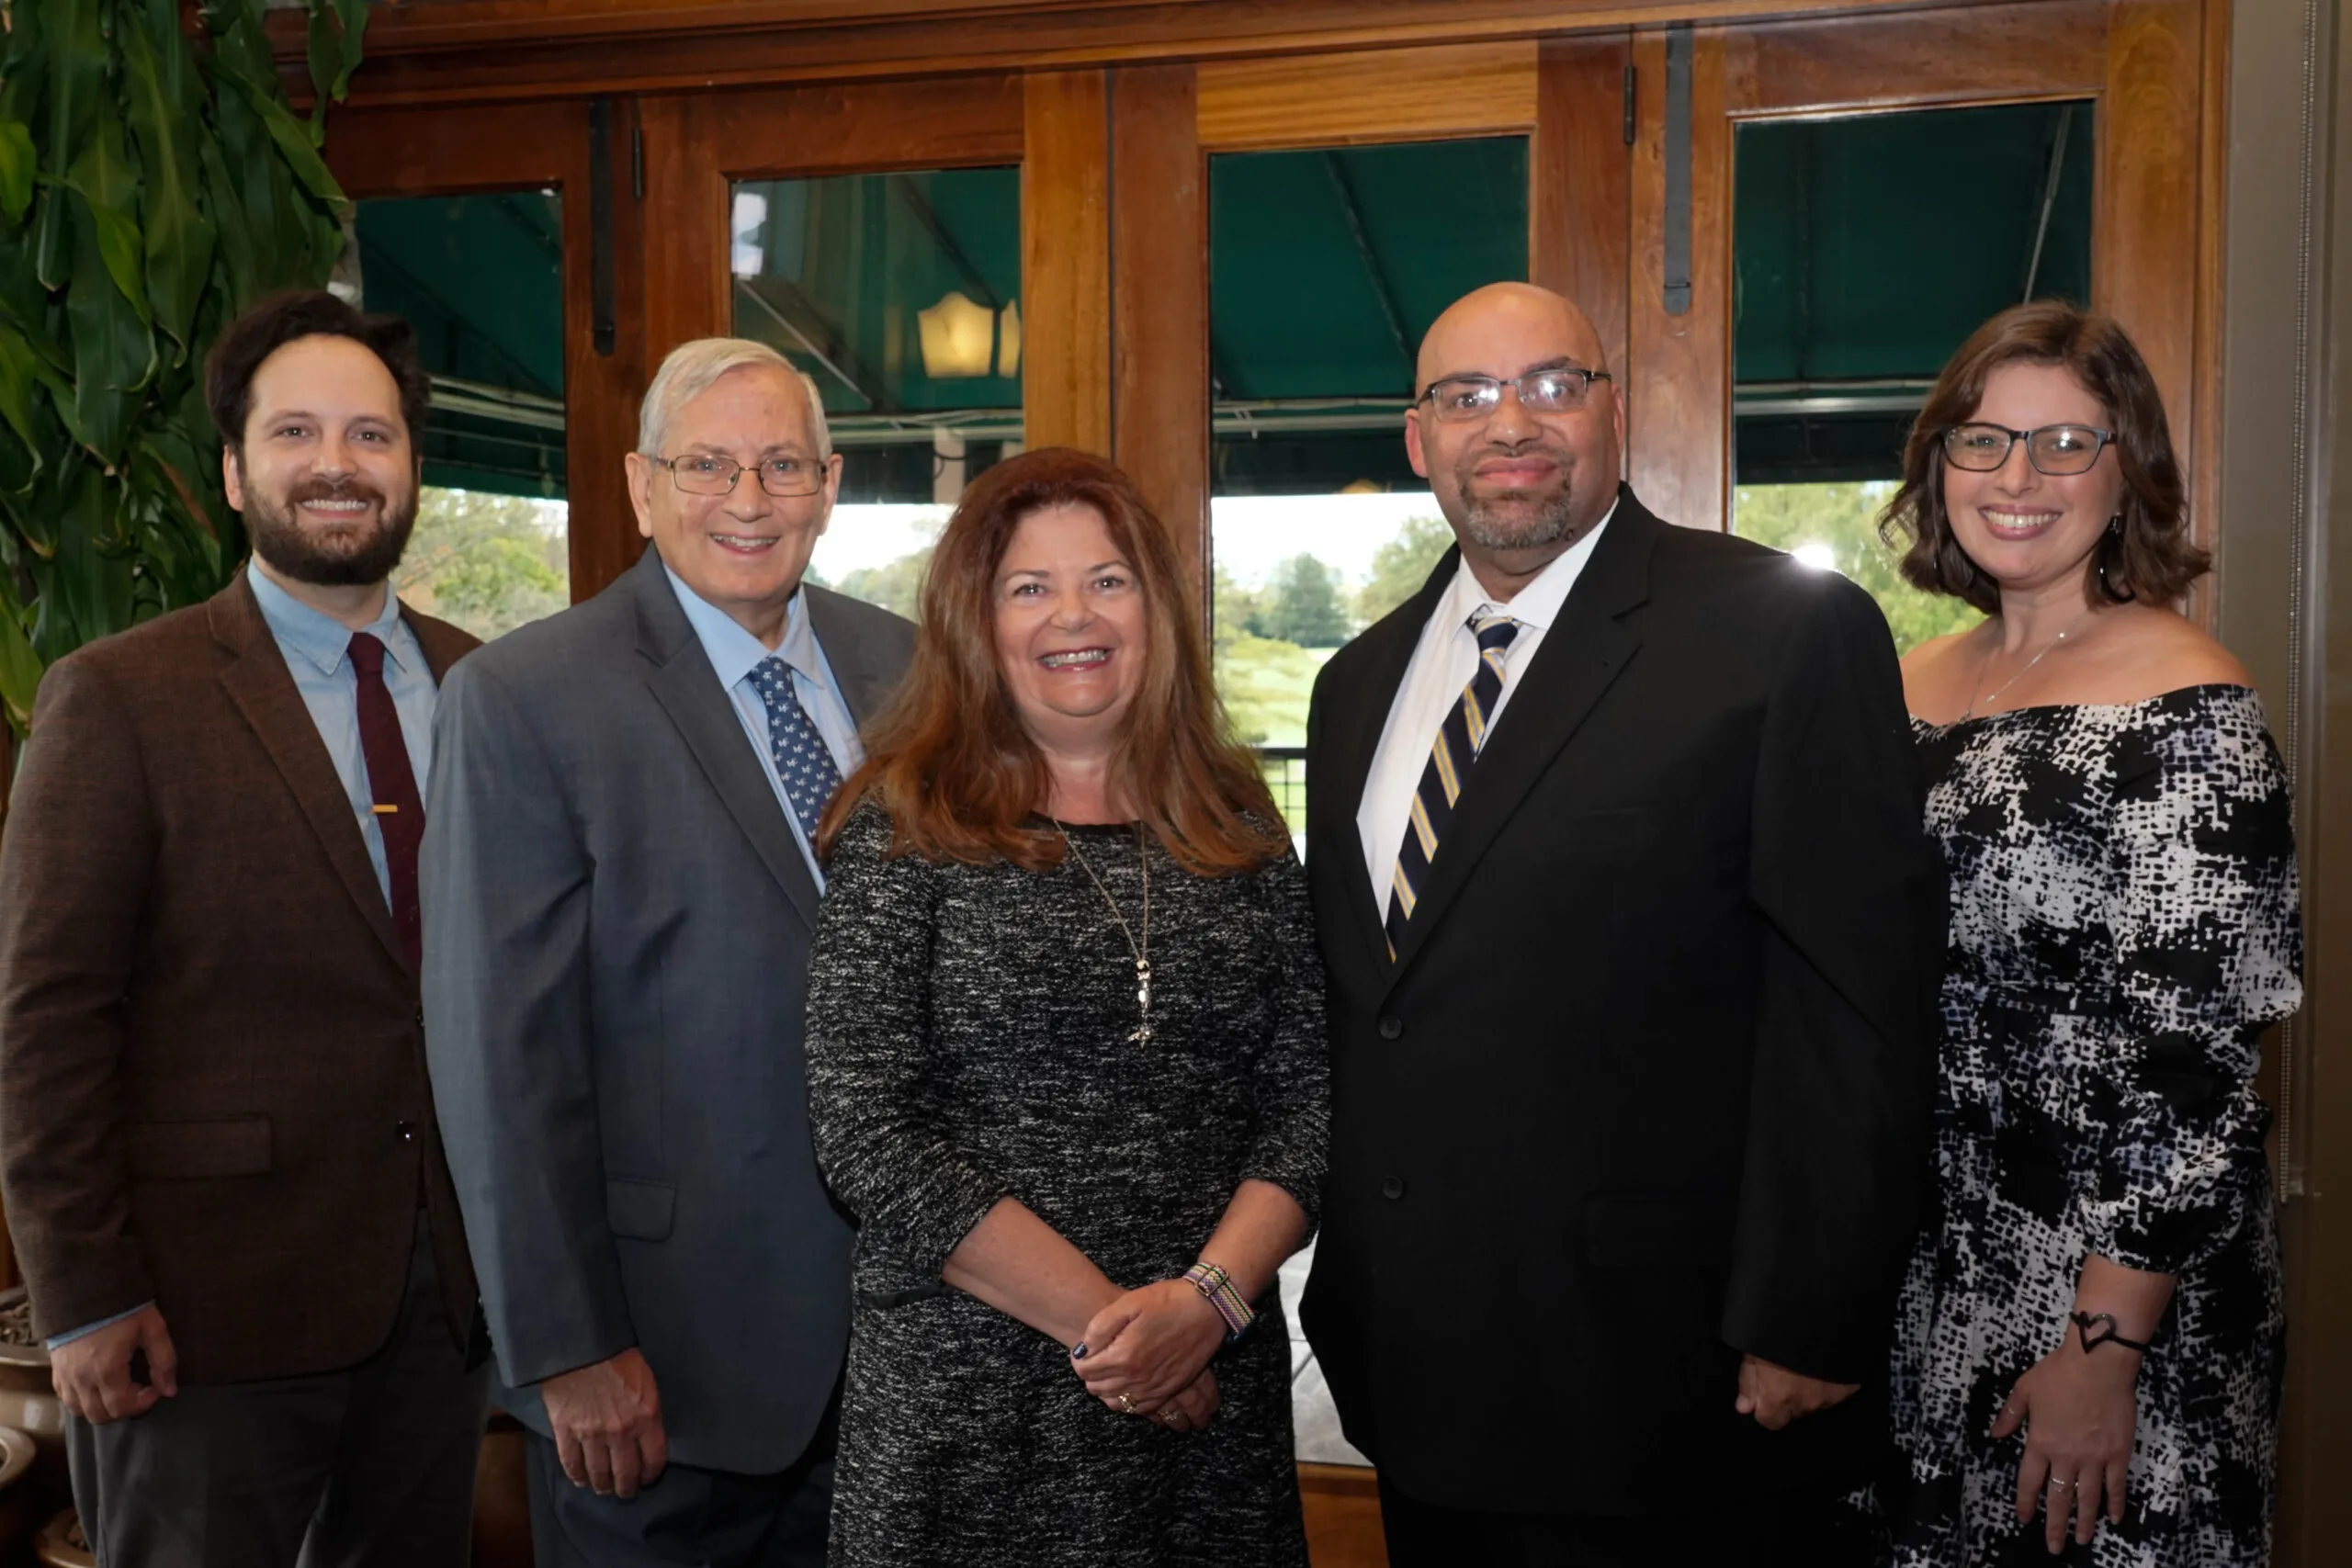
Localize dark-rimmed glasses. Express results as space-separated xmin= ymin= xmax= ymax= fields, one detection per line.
xmin=1939 ymin=423 xmax=2115 ymax=476
xmin=652 ymin=453 xmax=828 ymax=498
xmin=1416 ymin=368 xmax=1611 ymax=423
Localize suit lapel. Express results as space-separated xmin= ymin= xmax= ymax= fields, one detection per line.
xmin=628 ymin=552 xmax=823 ymax=933
xmin=1382 ymin=491 xmax=1658 ymax=984
xmin=802 ymin=587 xmax=896 ymax=727
xmin=210 ymin=570 xmax=409 ymax=974
xmin=401 ymin=607 xmax=479 ymax=682
xmin=1317 ymin=548 xmax=1460 ymax=978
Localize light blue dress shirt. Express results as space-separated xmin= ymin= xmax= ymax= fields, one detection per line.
xmin=248 ymin=566 xmax=438 ymax=908
xmin=47 ymin=570 xmax=440 ymax=1351
xmin=662 ymin=565 xmax=863 ymax=889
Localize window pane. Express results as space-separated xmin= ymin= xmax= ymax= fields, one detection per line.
xmin=356 ymin=192 xmax=571 ymax=641
xmin=729 ymin=168 xmax=1023 ymax=616
xmin=398 ymin=488 xmax=572 ymax=641
xmin=1734 ymin=481 xmax=1980 ymax=653
xmin=1731 ymin=101 xmax=2092 ymax=649
xmin=1207 ymin=137 xmax=1529 ymax=837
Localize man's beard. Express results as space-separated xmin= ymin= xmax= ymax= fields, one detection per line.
xmin=246 ymin=475 xmax=418 ymax=588
xmin=1452 ymin=445 xmax=1585 ymax=554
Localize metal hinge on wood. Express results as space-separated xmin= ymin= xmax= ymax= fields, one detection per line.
xmin=588 ymin=99 xmax=618 ymax=356
xmin=1663 ymin=26 xmax=1692 ymax=316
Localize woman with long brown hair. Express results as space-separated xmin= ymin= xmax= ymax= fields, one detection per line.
xmin=1878 ymin=302 xmax=2301 ymax=1567
xmin=802 ymin=447 xmax=1327 ymax=1565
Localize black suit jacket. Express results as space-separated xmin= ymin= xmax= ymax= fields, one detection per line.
xmin=1298 ymin=486 xmax=1941 ymax=1515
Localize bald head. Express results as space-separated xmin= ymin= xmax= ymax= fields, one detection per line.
xmin=1415 ymin=282 xmax=1609 ymax=396
xmin=1404 ymin=282 xmax=1625 ymax=600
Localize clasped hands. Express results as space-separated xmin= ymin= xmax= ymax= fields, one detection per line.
xmin=1069 ymin=1278 xmax=1227 ymax=1433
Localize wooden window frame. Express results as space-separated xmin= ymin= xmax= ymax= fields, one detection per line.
xmin=1632 ymin=0 xmax=2218 ymax=560
xmin=307 ymin=12 xmax=2346 ymax=1568
xmin=1098 ymin=40 xmax=1630 ymax=603
xmin=328 ymin=98 xmax=649 ymax=598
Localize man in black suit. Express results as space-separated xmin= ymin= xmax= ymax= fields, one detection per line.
xmin=1298 ymin=282 xmax=1940 ymax=1566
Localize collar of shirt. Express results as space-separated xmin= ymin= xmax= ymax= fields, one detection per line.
xmin=248 ymin=564 xmax=410 ymax=677
xmin=1435 ymin=495 xmax=1619 ymax=641
xmin=661 ymin=562 xmax=821 ymax=690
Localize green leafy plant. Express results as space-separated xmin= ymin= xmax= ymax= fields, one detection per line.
xmin=0 ymin=0 xmax=368 ymax=738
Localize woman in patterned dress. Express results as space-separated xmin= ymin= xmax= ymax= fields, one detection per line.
xmin=1878 ymin=301 xmax=2301 ymax=1567
xmin=801 ymin=448 xmax=1327 ymax=1566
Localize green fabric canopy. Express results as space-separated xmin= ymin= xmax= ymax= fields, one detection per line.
xmin=351 ymin=99 xmax=2094 ymax=502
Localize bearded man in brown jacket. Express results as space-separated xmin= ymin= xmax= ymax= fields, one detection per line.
xmin=0 ymin=290 xmax=491 ymax=1567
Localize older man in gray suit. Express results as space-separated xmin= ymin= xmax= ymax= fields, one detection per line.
xmin=422 ymin=337 xmax=914 ymax=1566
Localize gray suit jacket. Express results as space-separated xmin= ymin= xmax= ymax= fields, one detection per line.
xmin=420 ymin=547 xmax=915 ymax=1474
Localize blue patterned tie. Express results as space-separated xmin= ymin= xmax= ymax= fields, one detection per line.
xmin=749 ymin=656 xmax=843 ymax=842
xmin=1385 ymin=614 xmax=1521 ymax=960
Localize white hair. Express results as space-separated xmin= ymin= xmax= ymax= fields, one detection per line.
xmin=637 ymin=337 xmax=832 ymax=460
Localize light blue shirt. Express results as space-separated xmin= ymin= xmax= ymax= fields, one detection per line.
xmin=662 ymin=565 xmax=863 ymax=888
xmin=248 ymin=566 xmax=438 ymax=908
xmin=47 ymin=570 xmax=440 ymax=1351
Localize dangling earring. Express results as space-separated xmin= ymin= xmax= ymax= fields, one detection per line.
xmin=2098 ymin=515 xmax=2131 ymax=601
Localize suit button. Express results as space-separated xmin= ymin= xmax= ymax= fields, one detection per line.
xmin=1377 ymin=1016 xmax=1403 ymax=1040
xmin=1381 ymin=1176 xmax=1406 ymax=1201
xmin=396 ymin=1121 xmax=416 ymax=1143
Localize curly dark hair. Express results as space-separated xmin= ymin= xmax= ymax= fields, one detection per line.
xmin=204 ymin=289 xmax=431 ymax=462
xmin=1879 ymin=300 xmax=2207 ymax=615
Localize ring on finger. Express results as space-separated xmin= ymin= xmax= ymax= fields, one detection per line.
xmin=2048 ymin=1478 xmax=2075 ymax=1491
xmin=1116 ymin=1393 xmax=1135 ymax=1415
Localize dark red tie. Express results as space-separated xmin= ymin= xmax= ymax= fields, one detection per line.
xmin=348 ymin=632 xmax=424 ymax=971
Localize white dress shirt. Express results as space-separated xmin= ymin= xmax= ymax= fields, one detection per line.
xmin=1355 ymin=502 xmax=1616 ymax=912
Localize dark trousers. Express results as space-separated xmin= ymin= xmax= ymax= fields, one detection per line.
xmin=67 ymin=1215 xmax=492 ymax=1568
xmin=1378 ymin=1473 xmax=1885 ymax=1568
xmin=522 ymin=1395 xmax=836 ymax=1568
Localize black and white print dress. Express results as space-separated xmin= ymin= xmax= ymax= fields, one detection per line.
xmin=1886 ymin=683 xmax=2301 ymax=1567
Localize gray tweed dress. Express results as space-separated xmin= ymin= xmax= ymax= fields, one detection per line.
xmin=804 ymin=804 xmax=1329 ymax=1567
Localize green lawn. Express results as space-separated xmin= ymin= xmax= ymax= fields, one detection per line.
xmin=1216 ymin=633 xmax=1333 ymax=836
xmin=1216 ymin=632 xmax=1332 ymax=748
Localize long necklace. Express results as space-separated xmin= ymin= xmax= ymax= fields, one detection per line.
xmin=1052 ymin=819 xmax=1154 ymax=1043
xmin=1960 ymin=604 xmax=2093 ymax=721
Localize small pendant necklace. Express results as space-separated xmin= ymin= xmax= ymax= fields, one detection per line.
xmin=1052 ymin=819 xmax=1154 ymax=1043
xmin=1960 ymin=604 xmax=2093 ymax=721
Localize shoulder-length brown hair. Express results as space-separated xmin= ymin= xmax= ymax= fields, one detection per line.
xmin=816 ymin=446 xmax=1287 ymax=875
xmin=1879 ymin=300 xmax=2208 ymax=615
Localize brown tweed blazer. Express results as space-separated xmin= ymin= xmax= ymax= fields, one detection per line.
xmin=0 ymin=568 xmax=481 ymax=1383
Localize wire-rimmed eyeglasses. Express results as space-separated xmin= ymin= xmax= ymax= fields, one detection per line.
xmin=652 ymin=453 xmax=828 ymax=498
xmin=1939 ymin=423 xmax=2116 ymax=477
xmin=1416 ymin=368 xmax=1612 ymax=423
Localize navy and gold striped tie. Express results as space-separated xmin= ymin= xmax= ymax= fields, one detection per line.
xmin=1385 ymin=614 xmax=1521 ymax=959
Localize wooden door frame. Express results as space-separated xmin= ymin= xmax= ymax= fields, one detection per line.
xmin=327 ymin=98 xmax=650 ymax=600
xmin=1095 ymin=39 xmax=1632 ymax=604
xmin=274 ymin=0 xmax=2025 ymax=107
xmin=636 ymin=75 xmax=1029 ymax=362
xmin=1628 ymin=0 xmax=2216 ymax=548
xmin=312 ymin=7 xmax=2330 ymax=1563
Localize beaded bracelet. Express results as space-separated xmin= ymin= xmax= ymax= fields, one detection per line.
xmin=1182 ymin=1261 xmax=1255 ymax=1342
